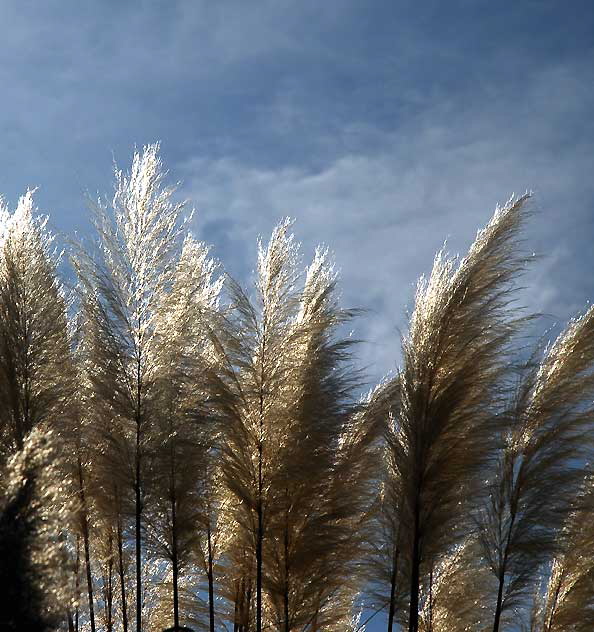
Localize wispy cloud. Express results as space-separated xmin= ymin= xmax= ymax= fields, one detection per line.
xmin=180 ymin=52 xmax=594 ymax=380
xmin=0 ymin=1 xmax=592 ymax=387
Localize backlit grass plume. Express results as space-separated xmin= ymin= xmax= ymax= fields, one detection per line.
xmin=146 ymin=235 xmax=222 ymax=632
xmin=478 ymin=301 xmax=594 ymax=631
xmin=264 ymin=247 xmax=360 ymax=632
xmin=417 ymin=535 xmax=493 ymax=632
xmin=0 ymin=191 xmax=72 ymax=457
xmin=528 ymin=475 xmax=594 ymax=631
xmin=207 ymin=224 xmax=365 ymax=631
xmin=73 ymin=143 xmax=188 ymax=632
xmin=391 ymin=194 xmax=531 ymax=631
xmin=0 ymin=427 xmax=73 ymax=630
xmin=206 ymin=219 xmax=302 ymax=632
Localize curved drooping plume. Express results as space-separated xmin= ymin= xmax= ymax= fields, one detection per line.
xmin=391 ymin=194 xmax=531 ymax=631
xmin=73 ymin=143 xmax=187 ymax=632
xmin=479 ymin=301 xmax=594 ymax=631
xmin=528 ymin=475 xmax=594 ymax=632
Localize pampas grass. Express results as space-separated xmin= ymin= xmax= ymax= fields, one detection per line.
xmin=2 ymin=146 xmax=594 ymax=632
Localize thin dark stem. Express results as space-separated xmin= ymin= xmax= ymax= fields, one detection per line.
xmin=117 ymin=516 xmax=128 ymax=632
xmin=428 ymin=564 xmax=433 ymax=632
xmin=172 ymin=491 xmax=179 ymax=631
xmin=256 ymin=314 xmax=267 ymax=632
xmin=75 ymin=534 xmax=81 ymax=632
xmin=233 ymin=579 xmax=240 ymax=632
xmin=256 ymin=449 xmax=263 ymax=632
xmin=135 ymin=423 xmax=142 ymax=632
xmin=135 ymin=351 xmax=143 ymax=632
xmin=107 ymin=532 xmax=114 ymax=632
xmin=408 ymin=497 xmax=421 ymax=632
xmin=356 ymin=600 xmax=390 ymax=632
xmin=492 ymin=506 xmax=517 ymax=632
xmin=387 ymin=543 xmax=400 ymax=632
xmin=492 ymin=573 xmax=505 ymax=632
xmin=283 ymin=491 xmax=290 ymax=632
xmin=493 ymin=450 xmax=525 ymax=632
xmin=207 ymin=522 xmax=216 ymax=632
xmin=67 ymin=609 xmax=75 ymax=632
xmin=78 ymin=458 xmax=96 ymax=632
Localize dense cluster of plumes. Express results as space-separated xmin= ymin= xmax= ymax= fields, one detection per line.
xmin=0 ymin=145 xmax=593 ymax=632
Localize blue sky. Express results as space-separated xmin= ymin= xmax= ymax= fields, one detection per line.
xmin=1 ymin=2 xmax=594 ymax=627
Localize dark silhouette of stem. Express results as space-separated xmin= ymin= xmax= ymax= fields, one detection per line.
xmin=117 ymin=516 xmax=128 ymax=632
xmin=135 ymin=425 xmax=142 ymax=632
xmin=67 ymin=609 xmax=75 ymax=632
xmin=78 ymin=458 xmax=96 ymax=632
xmin=207 ymin=523 xmax=215 ymax=632
xmin=107 ymin=532 xmax=114 ymax=632
xmin=387 ymin=544 xmax=400 ymax=631
xmin=135 ymin=352 xmax=143 ymax=632
xmin=171 ymin=491 xmax=179 ymax=632
xmin=256 ymin=448 xmax=263 ymax=632
xmin=408 ymin=497 xmax=421 ymax=632
xmin=256 ymin=317 xmax=267 ymax=632
xmin=492 ymin=506 xmax=517 ymax=632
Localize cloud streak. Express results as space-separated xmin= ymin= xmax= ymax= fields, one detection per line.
xmin=180 ymin=50 xmax=594 ymax=380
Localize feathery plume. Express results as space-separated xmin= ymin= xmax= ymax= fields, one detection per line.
xmin=73 ymin=143 xmax=187 ymax=632
xmin=390 ymin=194 xmax=531 ymax=631
xmin=0 ymin=428 xmax=74 ymax=630
xmin=481 ymin=301 xmax=594 ymax=631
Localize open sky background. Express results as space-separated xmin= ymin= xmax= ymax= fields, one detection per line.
xmin=1 ymin=2 xmax=594 ymax=628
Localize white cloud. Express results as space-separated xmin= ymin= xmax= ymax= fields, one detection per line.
xmin=179 ymin=55 xmax=594 ymax=383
